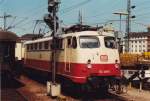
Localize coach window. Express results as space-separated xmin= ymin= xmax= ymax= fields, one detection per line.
xmin=72 ymin=37 xmax=77 ymax=49
xmin=44 ymin=41 xmax=49 ymax=50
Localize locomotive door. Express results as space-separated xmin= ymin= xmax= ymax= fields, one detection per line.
xmin=65 ymin=37 xmax=72 ymax=72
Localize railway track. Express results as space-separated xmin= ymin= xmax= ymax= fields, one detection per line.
xmin=1 ymin=72 xmax=26 ymax=101
xmin=2 ymin=72 xmax=149 ymax=101
xmin=14 ymin=75 xmax=127 ymax=101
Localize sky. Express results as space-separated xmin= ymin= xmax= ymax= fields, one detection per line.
xmin=0 ymin=0 xmax=150 ymax=36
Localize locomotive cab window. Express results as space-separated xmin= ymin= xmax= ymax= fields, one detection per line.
xmin=104 ymin=37 xmax=116 ymax=49
xmin=79 ymin=36 xmax=100 ymax=48
xmin=72 ymin=37 xmax=77 ymax=49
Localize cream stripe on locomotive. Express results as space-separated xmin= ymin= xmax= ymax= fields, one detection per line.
xmin=24 ymin=31 xmax=119 ymax=64
xmin=25 ymin=51 xmax=51 ymax=61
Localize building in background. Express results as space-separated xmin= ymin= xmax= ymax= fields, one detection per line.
xmin=123 ymin=27 xmax=150 ymax=54
xmin=15 ymin=33 xmax=43 ymax=60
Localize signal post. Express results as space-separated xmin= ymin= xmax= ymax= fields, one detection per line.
xmin=44 ymin=0 xmax=61 ymax=97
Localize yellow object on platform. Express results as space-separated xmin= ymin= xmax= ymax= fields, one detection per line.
xmin=143 ymin=52 xmax=150 ymax=59
xmin=120 ymin=52 xmax=150 ymax=67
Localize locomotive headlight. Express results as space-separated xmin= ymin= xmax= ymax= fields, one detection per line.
xmin=115 ymin=59 xmax=120 ymax=69
xmin=87 ymin=59 xmax=92 ymax=68
xmin=115 ymin=64 xmax=119 ymax=69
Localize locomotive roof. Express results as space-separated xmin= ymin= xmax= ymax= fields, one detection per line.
xmin=60 ymin=31 xmax=114 ymax=37
xmin=64 ymin=24 xmax=102 ymax=33
xmin=24 ymin=36 xmax=52 ymax=44
xmin=0 ymin=30 xmax=18 ymax=41
xmin=24 ymin=31 xmax=114 ymax=44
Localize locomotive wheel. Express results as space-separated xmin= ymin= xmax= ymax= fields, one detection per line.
xmin=82 ymin=83 xmax=92 ymax=93
xmin=96 ymin=84 xmax=109 ymax=94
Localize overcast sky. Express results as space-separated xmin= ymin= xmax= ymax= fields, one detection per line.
xmin=0 ymin=0 xmax=150 ymax=36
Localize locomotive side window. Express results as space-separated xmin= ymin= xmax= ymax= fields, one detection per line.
xmin=104 ymin=37 xmax=116 ymax=49
xmin=79 ymin=36 xmax=100 ymax=48
xmin=27 ymin=44 xmax=30 ymax=51
xmin=49 ymin=41 xmax=52 ymax=50
xmin=72 ymin=37 xmax=77 ymax=49
xmin=30 ymin=44 xmax=33 ymax=50
xmin=44 ymin=41 xmax=49 ymax=50
xmin=57 ymin=39 xmax=63 ymax=49
xmin=67 ymin=38 xmax=72 ymax=48
xmin=39 ymin=42 xmax=42 ymax=50
xmin=34 ymin=43 xmax=38 ymax=50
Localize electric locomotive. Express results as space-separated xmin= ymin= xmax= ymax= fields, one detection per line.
xmin=23 ymin=25 xmax=121 ymax=92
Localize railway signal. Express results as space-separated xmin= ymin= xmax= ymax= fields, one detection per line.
xmin=45 ymin=0 xmax=61 ymax=97
xmin=44 ymin=0 xmax=59 ymax=31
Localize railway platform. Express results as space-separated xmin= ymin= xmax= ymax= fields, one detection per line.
xmin=16 ymin=76 xmax=52 ymax=101
xmin=110 ymin=87 xmax=150 ymax=101
xmin=125 ymin=88 xmax=150 ymax=101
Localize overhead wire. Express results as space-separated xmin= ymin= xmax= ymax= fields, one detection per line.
xmin=10 ymin=17 xmax=29 ymax=28
xmin=132 ymin=21 xmax=149 ymax=27
xmin=134 ymin=0 xmax=149 ymax=7
xmin=135 ymin=4 xmax=150 ymax=11
xmin=19 ymin=5 xmax=46 ymax=24
xmin=60 ymin=0 xmax=92 ymax=15
xmin=135 ymin=11 xmax=150 ymax=17
xmin=7 ymin=16 xmax=17 ymax=29
xmin=10 ymin=2 xmax=47 ymax=32
xmin=61 ymin=0 xmax=121 ymax=26
xmin=83 ymin=0 xmax=122 ymax=25
xmin=3 ymin=0 xmax=150 ymax=34
xmin=132 ymin=0 xmax=150 ymax=22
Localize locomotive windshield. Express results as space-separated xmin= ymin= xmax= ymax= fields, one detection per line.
xmin=104 ymin=37 xmax=116 ymax=49
xmin=79 ymin=36 xmax=100 ymax=48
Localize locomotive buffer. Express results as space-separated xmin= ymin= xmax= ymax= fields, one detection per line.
xmin=44 ymin=0 xmax=61 ymax=97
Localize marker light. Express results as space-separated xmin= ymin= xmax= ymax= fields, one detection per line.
xmin=87 ymin=59 xmax=92 ymax=68
xmin=115 ymin=59 xmax=119 ymax=69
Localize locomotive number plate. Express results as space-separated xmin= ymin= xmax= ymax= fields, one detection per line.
xmin=103 ymin=70 xmax=110 ymax=73
xmin=99 ymin=70 xmax=110 ymax=73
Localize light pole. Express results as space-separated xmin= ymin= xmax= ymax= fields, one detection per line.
xmin=113 ymin=12 xmax=128 ymax=52
xmin=113 ymin=12 xmax=128 ymax=34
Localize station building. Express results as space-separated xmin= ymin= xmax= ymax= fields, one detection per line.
xmin=123 ymin=27 xmax=150 ymax=54
xmin=15 ymin=34 xmax=43 ymax=60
